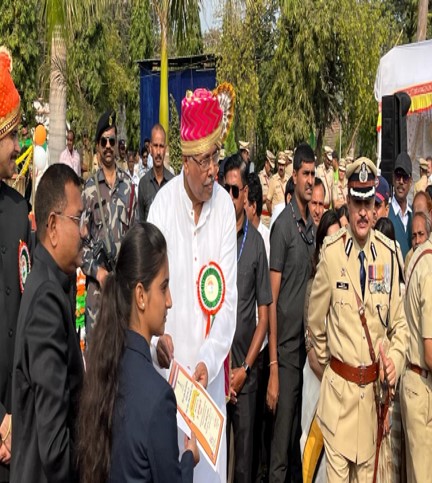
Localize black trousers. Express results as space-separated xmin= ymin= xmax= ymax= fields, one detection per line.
xmin=269 ymin=351 xmax=303 ymax=483
xmin=252 ymin=348 xmax=273 ymax=482
xmin=227 ymin=389 xmax=257 ymax=483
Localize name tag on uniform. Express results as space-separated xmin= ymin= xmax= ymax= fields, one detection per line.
xmin=336 ymin=281 xmax=349 ymax=290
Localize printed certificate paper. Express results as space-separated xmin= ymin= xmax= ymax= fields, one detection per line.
xmin=168 ymin=360 xmax=225 ymax=470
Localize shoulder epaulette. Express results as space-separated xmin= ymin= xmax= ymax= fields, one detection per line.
xmin=323 ymin=226 xmax=347 ymax=249
xmin=374 ymin=229 xmax=396 ymax=252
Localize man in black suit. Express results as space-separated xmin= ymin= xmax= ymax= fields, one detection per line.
xmin=0 ymin=46 xmax=32 ymax=482
xmin=11 ymin=164 xmax=84 ymax=483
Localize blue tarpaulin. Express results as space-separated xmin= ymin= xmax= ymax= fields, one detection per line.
xmin=139 ymin=56 xmax=216 ymax=148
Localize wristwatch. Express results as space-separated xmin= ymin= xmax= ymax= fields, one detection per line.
xmin=241 ymin=361 xmax=251 ymax=377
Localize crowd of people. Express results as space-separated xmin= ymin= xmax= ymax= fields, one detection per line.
xmin=1 ymin=44 xmax=432 ymax=483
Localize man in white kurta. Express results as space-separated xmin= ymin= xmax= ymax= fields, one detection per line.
xmin=148 ymin=86 xmax=237 ymax=483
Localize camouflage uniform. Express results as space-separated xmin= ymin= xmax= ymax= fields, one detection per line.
xmin=81 ymin=166 xmax=137 ymax=332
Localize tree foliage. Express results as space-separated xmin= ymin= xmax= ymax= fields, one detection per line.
xmin=0 ymin=0 xmax=43 ymax=123
xmin=168 ymin=93 xmax=182 ymax=173
xmin=217 ymin=0 xmax=260 ymax=149
xmin=265 ymin=0 xmax=398 ymax=159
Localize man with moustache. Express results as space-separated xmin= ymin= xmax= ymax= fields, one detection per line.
xmin=138 ymin=124 xmax=174 ymax=222
xmin=389 ymin=152 xmax=413 ymax=259
xmin=308 ymin=158 xmax=408 ymax=482
xmin=81 ymin=110 xmax=137 ymax=334
xmin=58 ymin=129 xmax=81 ymax=177
xmin=309 ymin=177 xmax=325 ymax=226
xmin=148 ymin=87 xmax=237 ymax=483
xmin=0 ymin=47 xmax=32 ymax=480
xmin=266 ymin=152 xmax=289 ymax=216
xmin=224 ymin=156 xmax=271 ymax=483
xmin=11 ymin=165 xmax=85 ymax=483
xmin=267 ymin=143 xmax=316 ymax=482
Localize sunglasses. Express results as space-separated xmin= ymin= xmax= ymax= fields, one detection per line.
xmin=224 ymin=183 xmax=246 ymax=199
xmin=394 ymin=170 xmax=410 ymax=183
xmin=100 ymin=136 xmax=116 ymax=148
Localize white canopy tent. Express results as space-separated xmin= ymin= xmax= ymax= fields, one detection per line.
xmin=374 ymin=39 xmax=432 ymax=176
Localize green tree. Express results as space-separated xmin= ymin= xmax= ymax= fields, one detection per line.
xmin=127 ymin=0 xmax=154 ymax=150
xmin=267 ymin=0 xmax=396 ymax=159
xmin=217 ymin=0 xmax=261 ymax=150
xmin=0 ymin=0 xmax=43 ymax=123
xmin=42 ymin=0 xmax=107 ymax=164
xmin=168 ymin=93 xmax=182 ymax=173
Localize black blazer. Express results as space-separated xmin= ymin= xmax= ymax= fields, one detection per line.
xmin=0 ymin=182 xmax=31 ymax=480
xmin=109 ymin=330 xmax=194 ymax=482
xmin=11 ymin=244 xmax=83 ymax=483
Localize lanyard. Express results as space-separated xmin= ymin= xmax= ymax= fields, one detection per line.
xmin=237 ymin=218 xmax=248 ymax=263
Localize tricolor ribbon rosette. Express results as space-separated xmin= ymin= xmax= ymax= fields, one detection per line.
xmin=196 ymin=261 xmax=226 ymax=337
xmin=18 ymin=240 xmax=31 ymax=293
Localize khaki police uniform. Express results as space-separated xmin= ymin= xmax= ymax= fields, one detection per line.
xmin=258 ymin=168 xmax=271 ymax=227
xmin=332 ymin=178 xmax=348 ymax=209
xmin=316 ymin=163 xmax=334 ymax=209
xmin=267 ymin=172 xmax=288 ymax=213
xmin=308 ymin=158 xmax=408 ymax=482
xmin=414 ymin=174 xmax=428 ymax=195
xmin=401 ymin=235 xmax=432 ymax=483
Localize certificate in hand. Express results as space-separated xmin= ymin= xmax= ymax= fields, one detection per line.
xmin=168 ymin=360 xmax=225 ymax=470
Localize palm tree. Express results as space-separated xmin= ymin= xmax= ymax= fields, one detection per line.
xmin=43 ymin=0 xmax=107 ymax=165
xmin=152 ymin=0 xmax=202 ymax=135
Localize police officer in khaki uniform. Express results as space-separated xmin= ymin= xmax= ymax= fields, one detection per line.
xmin=413 ymin=157 xmax=429 ymax=195
xmin=259 ymin=150 xmax=275 ymax=227
xmin=401 ymin=234 xmax=432 ymax=483
xmin=308 ymin=157 xmax=408 ymax=482
xmin=316 ymin=145 xmax=334 ymax=209
xmin=284 ymin=149 xmax=294 ymax=180
xmin=266 ymin=152 xmax=288 ymax=215
xmin=332 ymin=158 xmax=348 ymax=209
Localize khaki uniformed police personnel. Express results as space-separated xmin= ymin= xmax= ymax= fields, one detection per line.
xmin=308 ymin=157 xmax=408 ymax=482
xmin=332 ymin=158 xmax=348 ymax=209
xmin=316 ymin=145 xmax=334 ymax=209
xmin=266 ymin=152 xmax=288 ymax=215
xmin=401 ymin=233 xmax=432 ymax=483
xmin=414 ymin=157 xmax=429 ymax=196
xmin=259 ymin=150 xmax=275 ymax=227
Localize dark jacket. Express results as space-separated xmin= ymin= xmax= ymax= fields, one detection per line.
xmin=0 ymin=181 xmax=31 ymax=481
xmin=11 ymin=244 xmax=83 ymax=483
xmin=109 ymin=330 xmax=194 ymax=483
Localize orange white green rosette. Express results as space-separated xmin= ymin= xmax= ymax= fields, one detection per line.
xmin=18 ymin=240 xmax=31 ymax=293
xmin=196 ymin=261 xmax=226 ymax=336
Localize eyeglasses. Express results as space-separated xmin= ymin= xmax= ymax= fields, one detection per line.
xmin=224 ymin=183 xmax=246 ymax=199
xmin=52 ymin=211 xmax=85 ymax=228
xmin=100 ymin=136 xmax=116 ymax=148
xmin=189 ymin=149 xmax=219 ymax=171
xmin=394 ymin=171 xmax=410 ymax=183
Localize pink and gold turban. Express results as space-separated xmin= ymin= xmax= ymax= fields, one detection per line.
xmin=180 ymin=83 xmax=235 ymax=156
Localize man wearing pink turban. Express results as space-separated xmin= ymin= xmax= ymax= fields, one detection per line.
xmin=148 ymin=86 xmax=237 ymax=483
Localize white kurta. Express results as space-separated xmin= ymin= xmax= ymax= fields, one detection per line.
xmin=148 ymin=173 xmax=237 ymax=483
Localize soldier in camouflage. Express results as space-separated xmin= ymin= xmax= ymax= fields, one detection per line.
xmin=81 ymin=110 xmax=137 ymax=334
